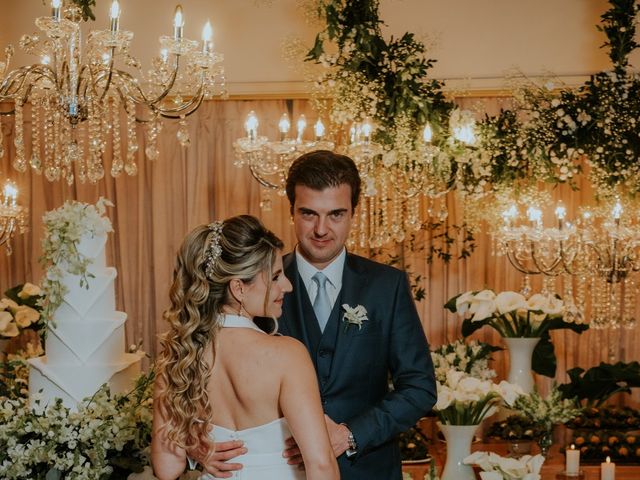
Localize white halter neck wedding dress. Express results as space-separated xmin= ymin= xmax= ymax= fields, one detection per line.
xmin=198 ymin=314 xmax=306 ymax=480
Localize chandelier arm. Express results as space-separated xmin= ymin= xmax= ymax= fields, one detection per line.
xmin=529 ymin=242 xmax=562 ymax=275
xmin=157 ymin=78 xmax=207 ymax=118
xmin=504 ymin=249 xmax=541 ymax=275
xmin=248 ymin=164 xmax=281 ymax=190
xmin=99 ymin=46 xmax=117 ymax=103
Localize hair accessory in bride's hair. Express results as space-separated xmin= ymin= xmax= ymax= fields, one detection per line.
xmin=205 ymin=221 xmax=224 ymax=279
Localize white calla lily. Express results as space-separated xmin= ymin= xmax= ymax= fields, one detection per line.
xmin=495 ymin=291 xmax=527 ymax=314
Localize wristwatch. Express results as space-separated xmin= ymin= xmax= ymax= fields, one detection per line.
xmin=342 ymin=423 xmax=358 ymax=457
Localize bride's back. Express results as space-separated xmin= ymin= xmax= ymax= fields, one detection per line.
xmin=208 ymin=327 xmax=289 ymax=431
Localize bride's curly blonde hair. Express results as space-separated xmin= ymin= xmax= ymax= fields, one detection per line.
xmin=155 ymin=215 xmax=283 ymax=456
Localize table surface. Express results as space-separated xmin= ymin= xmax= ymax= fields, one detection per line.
xmin=402 ymin=441 xmax=639 ymax=480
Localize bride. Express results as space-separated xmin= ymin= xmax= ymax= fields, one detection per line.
xmin=152 ymin=215 xmax=339 ymax=480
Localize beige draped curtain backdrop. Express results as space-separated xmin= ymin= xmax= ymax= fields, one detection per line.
xmin=1 ymin=97 xmax=638 ymax=403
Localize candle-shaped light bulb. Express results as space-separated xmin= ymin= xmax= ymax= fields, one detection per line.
xmin=502 ymin=205 xmax=518 ymax=226
xmin=4 ymin=183 xmax=18 ymax=207
xmin=555 ymin=202 xmax=566 ymax=230
xmin=527 ymin=206 xmax=542 ymax=227
xmin=51 ymin=0 xmax=62 ymax=21
xmin=173 ymin=5 xmax=184 ymax=40
xmin=110 ymin=0 xmax=120 ymax=32
xmin=296 ymin=114 xmax=307 ymax=142
xmin=361 ymin=118 xmax=373 ymax=143
xmin=612 ymin=200 xmax=623 ymax=220
xmin=314 ymin=119 xmax=325 ymax=140
xmin=244 ymin=111 xmax=258 ymax=141
xmin=160 ymin=48 xmax=169 ymax=63
xmin=349 ymin=124 xmax=357 ymax=145
xmin=201 ymin=21 xmax=213 ymax=53
xmin=422 ymin=123 xmax=433 ymax=143
xmin=278 ymin=113 xmax=291 ymax=141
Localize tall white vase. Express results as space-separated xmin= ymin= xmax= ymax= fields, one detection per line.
xmin=438 ymin=422 xmax=478 ymax=480
xmin=504 ymin=337 xmax=540 ymax=394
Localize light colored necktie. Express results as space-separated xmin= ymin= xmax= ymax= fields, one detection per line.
xmin=312 ymin=272 xmax=331 ymax=332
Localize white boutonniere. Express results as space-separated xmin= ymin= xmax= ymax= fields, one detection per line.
xmin=342 ymin=304 xmax=368 ymax=331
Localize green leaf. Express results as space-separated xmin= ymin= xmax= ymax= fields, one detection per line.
xmin=46 ymin=468 xmax=62 ymax=480
xmin=531 ymin=335 xmax=556 ymax=377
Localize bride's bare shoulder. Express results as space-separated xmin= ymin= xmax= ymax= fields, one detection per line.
xmin=264 ymin=335 xmax=310 ymax=363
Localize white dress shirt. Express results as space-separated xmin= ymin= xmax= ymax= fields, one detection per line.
xmin=295 ymin=247 xmax=346 ymax=311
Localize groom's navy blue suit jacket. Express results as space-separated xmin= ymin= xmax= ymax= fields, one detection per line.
xmin=278 ymin=251 xmax=437 ymax=480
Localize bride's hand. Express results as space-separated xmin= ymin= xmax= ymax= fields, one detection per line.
xmin=198 ymin=440 xmax=247 ymax=478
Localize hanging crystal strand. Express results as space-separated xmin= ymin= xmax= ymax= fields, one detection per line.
xmin=12 ymin=100 xmax=27 ymax=172
xmin=0 ymin=126 xmax=4 ymax=159
xmin=91 ymin=99 xmax=106 ymax=182
xmin=407 ymin=195 xmax=420 ymax=232
xmin=562 ymin=273 xmax=579 ymax=323
xmin=609 ymin=280 xmax=622 ymax=329
xmin=541 ymin=275 xmax=555 ymax=296
xmin=30 ymin=102 xmax=42 ymax=173
xmin=622 ymin=276 xmax=637 ymax=329
xmin=110 ymin=97 xmax=124 ymax=177
xmin=591 ymin=277 xmax=605 ymax=329
xmin=43 ymin=101 xmax=56 ymax=181
xmin=359 ymin=195 xmax=367 ymax=249
xmin=61 ymin=122 xmax=75 ymax=186
xmin=145 ymin=114 xmax=160 ymax=160
xmin=124 ymin=99 xmax=138 ymax=175
xmin=52 ymin=109 xmax=63 ymax=181
xmin=576 ymin=274 xmax=588 ymax=324
xmin=76 ymin=121 xmax=87 ymax=183
xmin=520 ymin=274 xmax=532 ymax=297
xmin=368 ymin=194 xmax=376 ymax=248
xmin=177 ymin=116 xmax=191 ymax=147
xmin=380 ymin=175 xmax=389 ymax=244
xmin=391 ymin=180 xmax=403 ymax=243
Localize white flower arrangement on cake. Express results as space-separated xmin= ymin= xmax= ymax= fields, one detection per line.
xmin=39 ymin=198 xmax=113 ymax=324
xmin=464 ymin=451 xmax=545 ymax=480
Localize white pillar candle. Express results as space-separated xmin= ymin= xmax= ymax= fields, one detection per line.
xmin=565 ymin=444 xmax=580 ymax=475
xmin=601 ymin=456 xmax=615 ymax=480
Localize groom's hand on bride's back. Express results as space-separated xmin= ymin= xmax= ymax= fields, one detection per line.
xmin=199 ymin=440 xmax=247 ymax=478
xmin=283 ymin=436 xmax=304 ymax=468
xmin=282 ymin=415 xmax=350 ymax=466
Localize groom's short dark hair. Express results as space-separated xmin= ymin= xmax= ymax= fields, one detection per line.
xmin=285 ymin=150 xmax=361 ymax=213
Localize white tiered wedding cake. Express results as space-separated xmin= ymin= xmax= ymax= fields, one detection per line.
xmin=29 ymin=200 xmax=143 ymax=409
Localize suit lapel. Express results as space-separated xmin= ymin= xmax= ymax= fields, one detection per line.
xmin=281 ymin=254 xmax=317 ymax=352
xmin=327 ymin=253 xmax=369 ymax=384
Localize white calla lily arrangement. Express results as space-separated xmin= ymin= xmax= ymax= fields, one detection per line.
xmin=464 ymin=451 xmax=545 ymax=480
xmin=445 ymin=289 xmax=588 ymax=377
xmin=434 ymin=370 xmax=523 ymax=425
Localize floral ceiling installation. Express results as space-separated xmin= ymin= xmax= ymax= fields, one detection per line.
xmin=298 ymin=0 xmax=477 ymax=250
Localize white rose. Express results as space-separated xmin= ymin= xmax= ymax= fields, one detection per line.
xmin=14 ymin=306 xmax=40 ymax=328
xmin=0 ymin=312 xmax=19 ymax=337
xmin=18 ymin=282 xmax=42 ymax=298
xmin=496 ymin=455 xmax=530 ymax=477
xmin=0 ymin=298 xmax=19 ymax=311
xmin=465 ymin=451 xmax=492 ymax=471
xmin=455 ymin=291 xmax=475 ymax=316
xmin=495 ymin=291 xmax=527 ymax=314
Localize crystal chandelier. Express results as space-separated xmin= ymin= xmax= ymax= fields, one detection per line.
xmin=0 ymin=181 xmax=28 ymax=255
xmin=233 ymin=111 xmax=334 ymax=192
xmin=0 ymin=0 xmax=224 ymax=185
xmin=494 ymin=199 xmax=640 ymax=329
xmin=234 ymin=112 xmax=474 ymax=247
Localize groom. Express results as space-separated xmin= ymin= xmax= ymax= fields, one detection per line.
xmin=278 ymin=150 xmax=436 ymax=479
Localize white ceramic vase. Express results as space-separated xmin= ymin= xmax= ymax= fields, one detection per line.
xmin=504 ymin=337 xmax=540 ymax=394
xmin=438 ymin=422 xmax=478 ymax=480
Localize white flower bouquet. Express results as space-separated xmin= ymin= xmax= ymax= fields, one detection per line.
xmin=464 ymin=451 xmax=545 ymax=480
xmin=445 ymin=289 xmax=588 ymax=377
xmin=0 ymin=371 xmax=154 ymax=480
xmin=435 ymin=370 xmax=522 ymax=425
xmin=0 ymin=283 xmax=43 ymax=339
xmin=431 ymin=339 xmax=501 ymax=384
